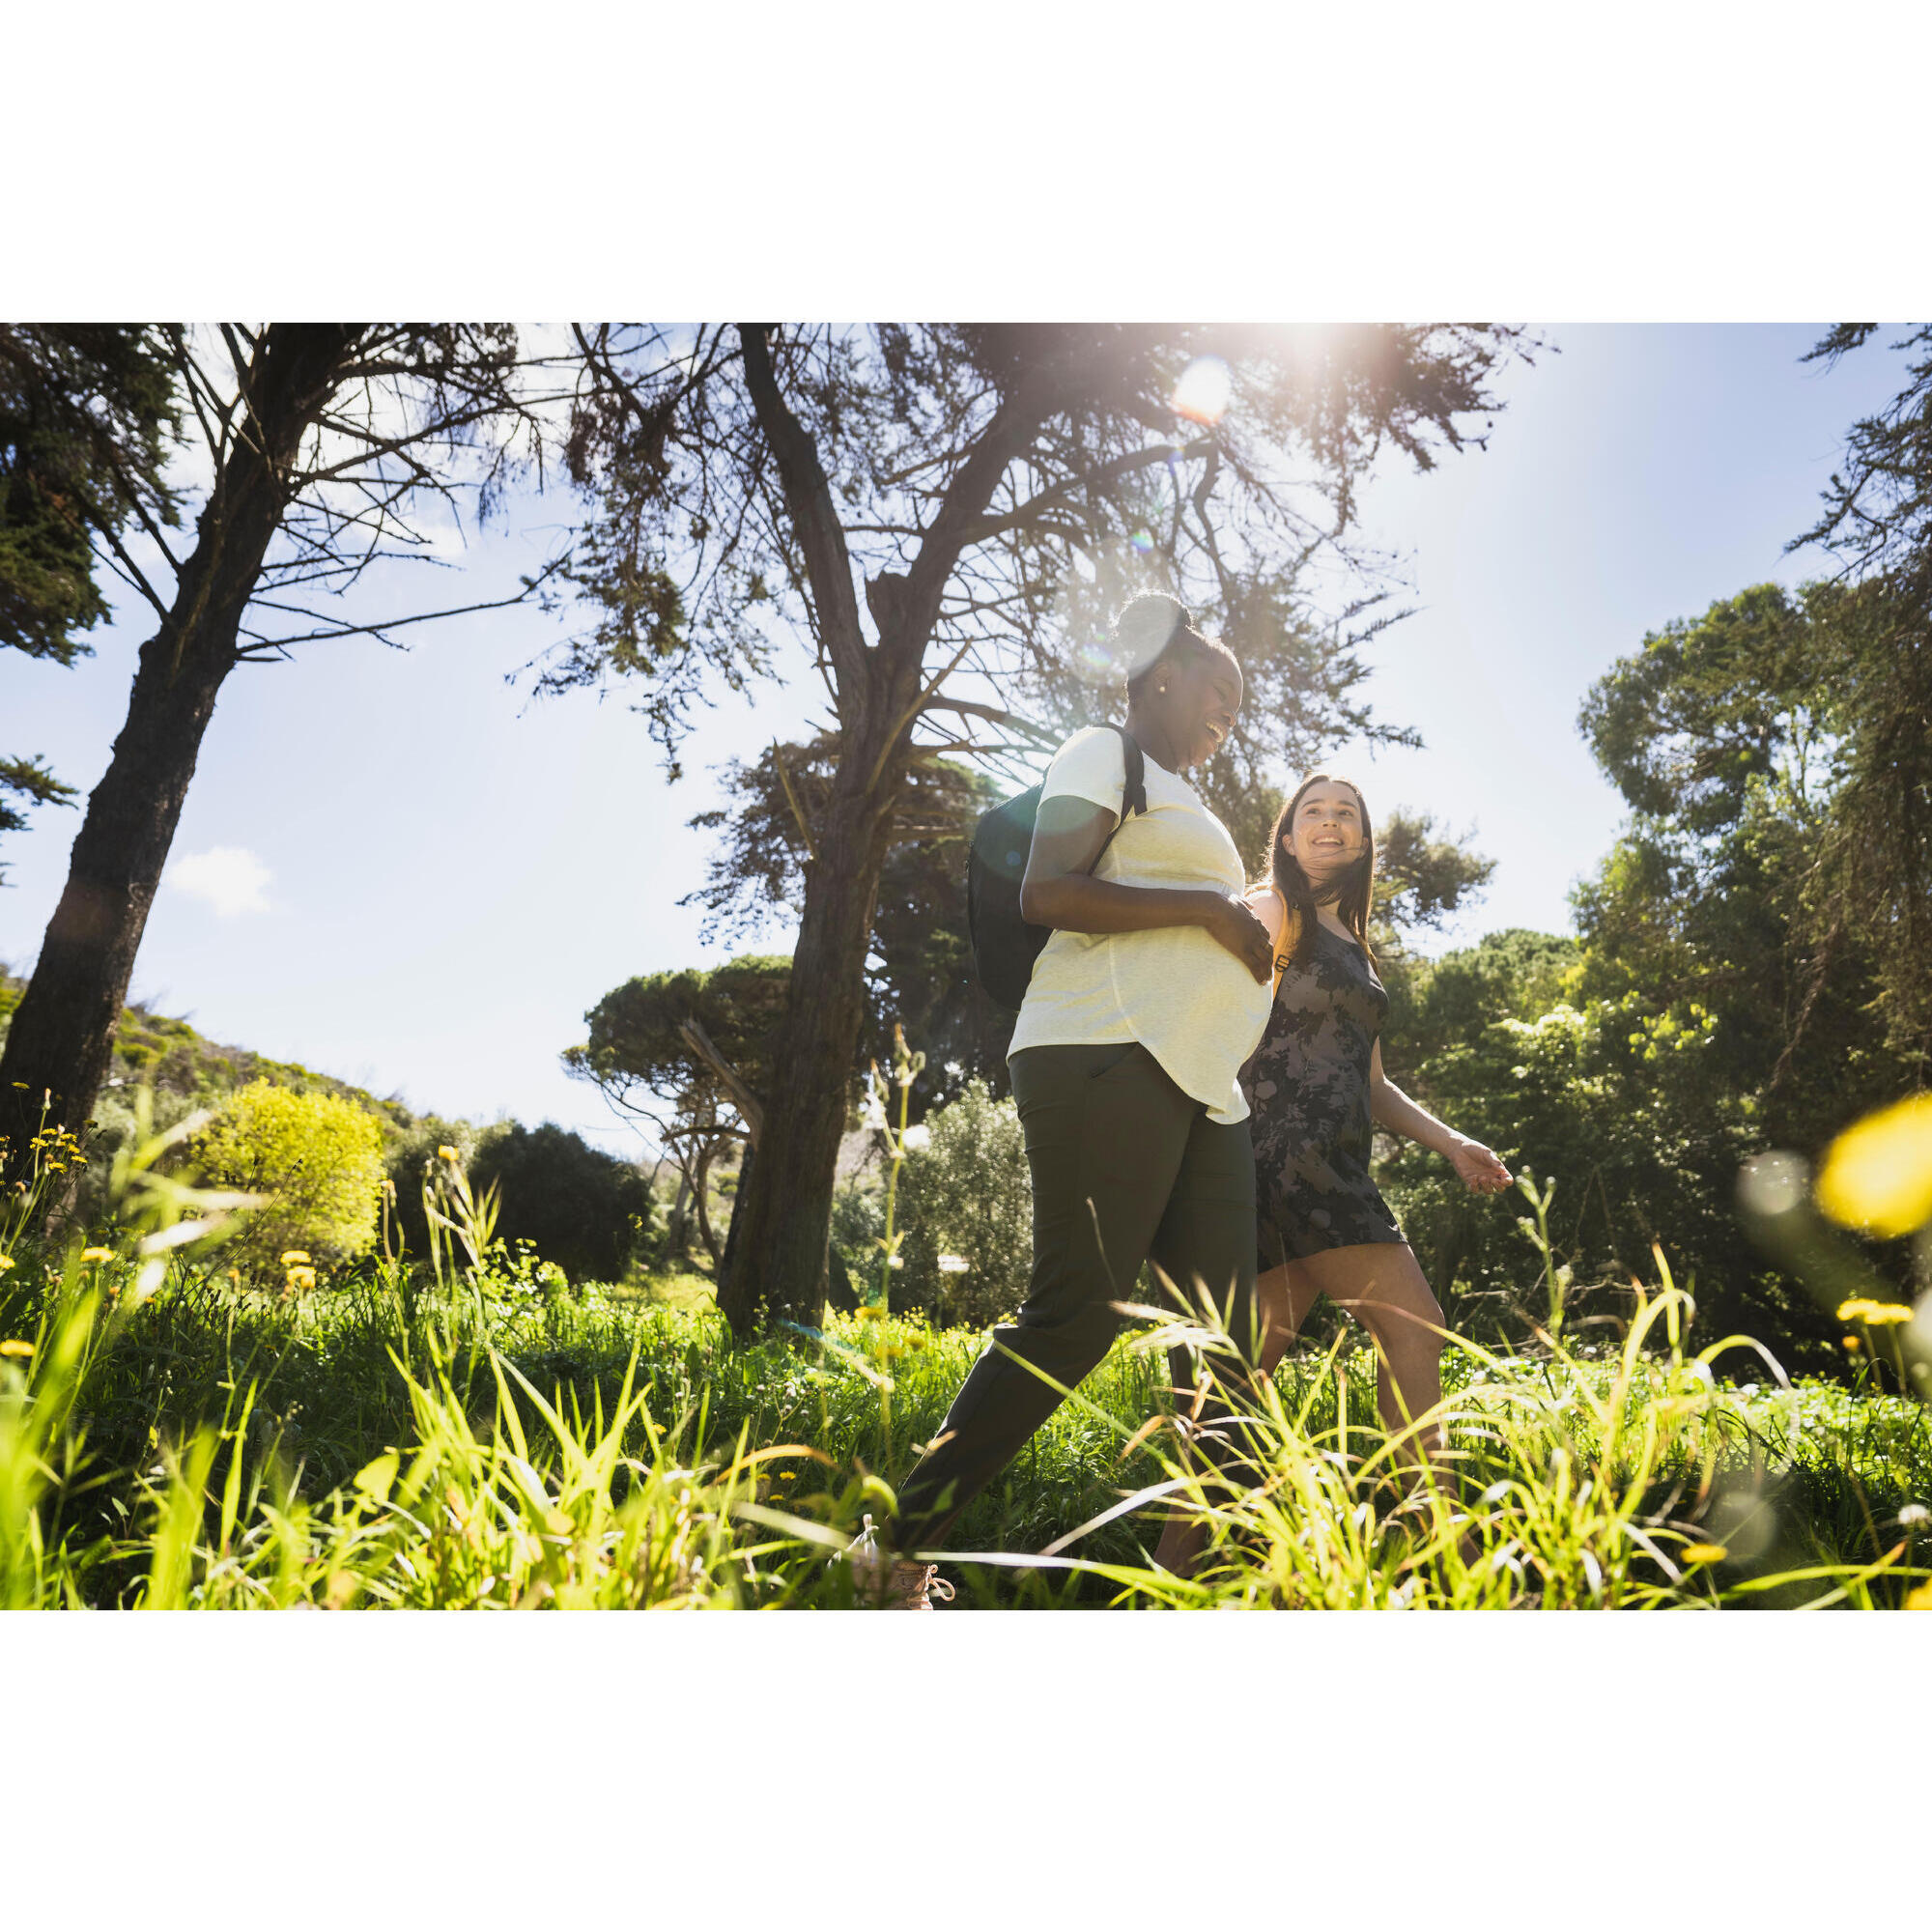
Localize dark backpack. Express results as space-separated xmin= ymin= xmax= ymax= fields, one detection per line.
xmin=967 ymin=724 xmax=1149 ymax=1011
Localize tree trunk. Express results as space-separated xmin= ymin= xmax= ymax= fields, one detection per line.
xmin=716 ymin=781 xmax=895 ymax=1339
xmin=691 ymin=1136 xmax=721 ymax=1265
xmin=666 ymin=1170 xmax=692 ymax=1264
xmin=718 ymin=1141 xmax=752 ymax=1290
xmin=717 ymin=326 xmax=1057 ymax=1340
xmin=0 ymin=325 xmax=361 ymax=1188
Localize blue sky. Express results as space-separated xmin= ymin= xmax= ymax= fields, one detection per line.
xmin=0 ymin=325 xmax=1910 ymax=1154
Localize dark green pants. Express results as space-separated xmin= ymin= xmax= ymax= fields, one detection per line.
xmin=889 ymin=1041 xmax=1260 ymax=1555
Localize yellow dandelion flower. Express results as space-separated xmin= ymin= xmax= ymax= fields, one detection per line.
xmin=1815 ymin=1093 xmax=1932 ymax=1238
xmin=1905 ymin=1580 xmax=1932 ymax=1611
xmin=1835 ymin=1297 xmax=1915 ymax=1326
xmin=1680 ymin=1543 xmax=1728 ymax=1565
xmin=0 ymin=1339 xmax=34 ymax=1359
xmin=79 ymin=1246 xmax=115 ymax=1264
xmin=437 ymin=1145 xmax=459 ymax=1162
xmin=0 ymin=1257 xmax=14 ymax=1272
xmin=286 ymin=1265 xmax=317 ymax=1291
xmin=1843 ymin=1335 xmax=1862 ymax=1352
xmin=280 ymin=1250 xmax=312 ymax=1265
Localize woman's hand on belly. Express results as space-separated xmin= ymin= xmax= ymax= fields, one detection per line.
xmin=1202 ymin=893 xmax=1274 ymax=983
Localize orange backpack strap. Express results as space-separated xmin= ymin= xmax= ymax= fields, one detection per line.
xmin=1254 ymin=884 xmax=1291 ymax=998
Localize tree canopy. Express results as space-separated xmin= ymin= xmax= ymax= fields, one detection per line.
xmin=0 ymin=326 xmax=182 ymax=882
xmin=0 ymin=325 xmax=568 ymax=1183
xmin=550 ymin=323 xmax=1531 ymax=1333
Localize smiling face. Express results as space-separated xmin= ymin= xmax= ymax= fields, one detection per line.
xmin=1282 ymin=779 xmax=1368 ymax=885
xmin=1156 ymin=645 xmax=1243 ymax=770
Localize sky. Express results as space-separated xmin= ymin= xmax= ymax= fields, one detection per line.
xmin=0 ymin=325 xmax=1911 ymax=1158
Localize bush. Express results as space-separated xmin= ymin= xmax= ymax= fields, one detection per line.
xmin=830 ymin=1172 xmax=886 ymax=1293
xmin=894 ymin=1080 xmax=1032 ymax=1327
xmin=190 ymin=1079 xmax=384 ymax=1275
xmin=383 ymin=1116 xmax=490 ymax=1261
xmin=470 ymin=1122 xmax=651 ymax=1286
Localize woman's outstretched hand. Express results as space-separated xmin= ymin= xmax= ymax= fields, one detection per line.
xmin=1449 ymin=1138 xmax=1513 ymax=1195
xmin=1204 ymin=894 xmax=1274 ymax=983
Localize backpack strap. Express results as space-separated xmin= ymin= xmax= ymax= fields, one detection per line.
xmin=1258 ymin=883 xmax=1291 ymax=998
xmin=1084 ymin=724 xmax=1148 ymax=874
xmin=1106 ymin=723 xmax=1148 ymax=821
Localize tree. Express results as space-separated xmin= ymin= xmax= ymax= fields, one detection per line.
xmin=0 ymin=325 xmax=564 ymax=1184
xmin=1574 ymin=580 xmax=1914 ymax=1147
xmin=564 ymin=954 xmax=790 ymax=1264
xmin=1388 ymin=569 xmax=1929 ymax=1361
xmin=684 ymin=737 xmax=1014 ymax=1103
xmin=1 ymin=326 xmax=181 ymax=883
xmin=552 ymin=323 xmax=1529 ymax=1337
xmin=1789 ymin=326 xmax=1932 ymax=1052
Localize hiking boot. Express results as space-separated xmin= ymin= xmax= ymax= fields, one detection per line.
xmin=842 ymin=1514 xmax=955 ymax=1609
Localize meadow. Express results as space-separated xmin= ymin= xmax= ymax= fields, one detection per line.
xmin=5 ymin=1219 xmax=1928 ymax=1611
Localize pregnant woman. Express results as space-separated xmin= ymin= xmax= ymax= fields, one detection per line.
xmin=1152 ymin=771 xmax=1512 ymax=1577
xmin=851 ymin=591 xmax=1277 ymax=1607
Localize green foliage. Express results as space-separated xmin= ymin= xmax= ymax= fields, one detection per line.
xmin=1 ymin=326 xmax=182 ymax=882
xmin=1379 ymin=971 xmax=1779 ymax=1350
xmin=893 ymin=1080 xmax=1033 ymax=1327
xmin=568 ymin=953 xmax=790 ymax=1116
xmin=1 ymin=1235 xmax=1926 ymax=1611
xmin=0 ymin=325 xmax=181 ymax=664
xmin=684 ymin=740 xmax=1016 ymax=1103
xmin=471 ymin=1122 xmax=651 ymax=1286
xmin=381 ymin=1117 xmax=493 ymax=1261
xmin=190 ymin=1080 xmax=385 ymax=1275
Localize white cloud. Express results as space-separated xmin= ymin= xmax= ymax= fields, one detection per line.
xmin=166 ymin=846 xmax=273 ymax=918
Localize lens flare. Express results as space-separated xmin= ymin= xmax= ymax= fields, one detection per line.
xmin=1128 ymin=528 xmax=1154 ymax=554
xmin=1816 ymin=1092 xmax=1932 ymax=1238
xmin=1172 ymin=355 xmax=1232 ymax=427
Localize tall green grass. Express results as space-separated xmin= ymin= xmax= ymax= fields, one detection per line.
xmin=1 ymin=1103 xmax=1927 ymax=1609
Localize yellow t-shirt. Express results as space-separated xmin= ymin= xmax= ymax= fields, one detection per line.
xmin=1007 ymin=725 xmax=1273 ymax=1124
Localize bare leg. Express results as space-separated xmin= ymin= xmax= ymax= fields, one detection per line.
xmin=1256 ymin=1259 xmax=1324 ymax=1376
xmin=1287 ymin=1242 xmax=1450 ymax=1482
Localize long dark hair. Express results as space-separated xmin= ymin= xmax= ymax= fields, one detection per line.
xmin=1265 ymin=771 xmax=1377 ymax=968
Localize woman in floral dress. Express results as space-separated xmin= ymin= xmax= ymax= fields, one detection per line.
xmin=1153 ymin=772 xmax=1510 ymax=1574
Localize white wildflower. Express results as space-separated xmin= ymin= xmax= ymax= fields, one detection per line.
xmin=901 ymin=1124 xmax=932 ymax=1152
xmin=937 ymin=1255 xmax=971 ymax=1274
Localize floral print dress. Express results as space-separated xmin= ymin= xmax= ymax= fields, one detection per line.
xmin=1240 ymin=919 xmax=1405 ymax=1266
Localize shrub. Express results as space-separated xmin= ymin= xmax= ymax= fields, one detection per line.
xmin=383 ymin=1116 xmax=489 ymax=1261
xmin=190 ymin=1079 xmax=385 ymax=1275
xmin=895 ymin=1080 xmax=1032 ymax=1327
xmin=470 ymin=1122 xmax=651 ymax=1286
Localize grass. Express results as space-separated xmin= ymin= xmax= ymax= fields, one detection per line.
xmin=2 ymin=1246 xmax=1928 ymax=1609
xmin=2 ymin=1104 xmax=1927 ymax=1610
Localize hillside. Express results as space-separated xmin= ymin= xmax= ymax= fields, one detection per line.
xmin=0 ymin=974 xmax=419 ymax=1142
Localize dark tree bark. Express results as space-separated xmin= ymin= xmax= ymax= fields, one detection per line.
xmin=0 ymin=326 xmax=362 ymax=1185
xmin=716 ymin=325 xmax=1061 ymax=1340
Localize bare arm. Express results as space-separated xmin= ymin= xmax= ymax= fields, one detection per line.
xmin=1369 ymin=1039 xmax=1512 ymax=1192
xmin=1018 ymin=795 xmax=1272 ymax=982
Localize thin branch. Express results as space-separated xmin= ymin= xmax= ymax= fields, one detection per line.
xmin=230 ymin=555 xmax=568 ymax=657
